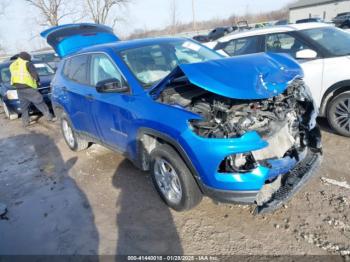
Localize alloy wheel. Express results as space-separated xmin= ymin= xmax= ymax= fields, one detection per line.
xmin=62 ymin=119 xmax=75 ymax=148
xmin=153 ymin=157 xmax=183 ymax=205
xmin=333 ymin=97 xmax=350 ymax=134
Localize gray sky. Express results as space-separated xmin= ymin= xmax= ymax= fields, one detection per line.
xmin=0 ymin=0 xmax=295 ymax=53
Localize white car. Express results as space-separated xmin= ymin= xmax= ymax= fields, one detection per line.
xmin=206 ymin=23 xmax=350 ymax=137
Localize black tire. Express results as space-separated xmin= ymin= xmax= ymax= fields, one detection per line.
xmin=2 ymin=100 xmax=18 ymax=120
xmin=60 ymin=112 xmax=89 ymax=151
xmin=150 ymin=144 xmax=202 ymax=211
xmin=327 ymin=92 xmax=350 ymax=137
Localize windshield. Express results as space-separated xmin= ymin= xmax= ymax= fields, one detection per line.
xmin=300 ymin=27 xmax=350 ymax=56
xmin=34 ymin=63 xmax=55 ymax=76
xmin=119 ymin=39 xmax=222 ymax=88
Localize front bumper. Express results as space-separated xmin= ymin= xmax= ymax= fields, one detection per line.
xmin=201 ymin=149 xmax=322 ymax=213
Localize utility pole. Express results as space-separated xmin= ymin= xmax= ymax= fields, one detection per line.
xmin=192 ymin=0 xmax=196 ymax=32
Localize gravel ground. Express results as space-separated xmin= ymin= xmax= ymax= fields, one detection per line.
xmin=0 ymin=111 xmax=349 ymax=257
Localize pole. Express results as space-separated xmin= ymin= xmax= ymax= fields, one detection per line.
xmin=192 ymin=0 xmax=196 ymax=32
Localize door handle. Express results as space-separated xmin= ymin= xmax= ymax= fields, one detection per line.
xmin=85 ymin=94 xmax=95 ymax=101
xmin=61 ymin=86 xmax=67 ymax=92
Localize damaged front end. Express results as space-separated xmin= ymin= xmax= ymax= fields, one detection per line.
xmin=152 ymin=53 xmax=322 ymax=213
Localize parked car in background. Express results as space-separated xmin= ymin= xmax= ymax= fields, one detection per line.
xmin=31 ymin=50 xmax=60 ymax=69
xmin=209 ymin=23 xmax=350 ymax=136
xmin=275 ymin=19 xmax=289 ymax=26
xmin=41 ymin=23 xmax=321 ymax=213
xmin=332 ymin=13 xmax=350 ymax=29
xmin=193 ymin=26 xmax=236 ymax=42
xmin=296 ymin=18 xmax=323 ymax=24
xmin=0 ymin=60 xmax=54 ymax=119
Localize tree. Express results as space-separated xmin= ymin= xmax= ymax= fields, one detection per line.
xmin=169 ymin=0 xmax=179 ymax=34
xmin=25 ymin=0 xmax=73 ymax=26
xmin=84 ymin=0 xmax=129 ymax=27
xmin=0 ymin=0 xmax=9 ymax=53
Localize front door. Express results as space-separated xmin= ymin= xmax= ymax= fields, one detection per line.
xmin=89 ymin=53 xmax=131 ymax=152
xmin=264 ymin=33 xmax=324 ymax=106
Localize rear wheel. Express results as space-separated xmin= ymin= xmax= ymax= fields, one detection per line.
xmin=150 ymin=144 xmax=202 ymax=211
xmin=2 ymin=100 xmax=18 ymax=120
xmin=327 ymin=92 xmax=350 ymax=137
xmin=61 ymin=113 xmax=89 ymax=151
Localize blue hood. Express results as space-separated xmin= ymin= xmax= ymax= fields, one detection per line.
xmin=154 ymin=53 xmax=303 ymax=100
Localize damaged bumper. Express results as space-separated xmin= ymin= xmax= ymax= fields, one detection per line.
xmin=201 ymin=148 xmax=322 ymax=213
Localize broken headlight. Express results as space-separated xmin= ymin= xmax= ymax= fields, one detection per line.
xmin=219 ymin=153 xmax=257 ymax=173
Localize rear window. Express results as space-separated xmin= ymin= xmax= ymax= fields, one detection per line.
xmin=222 ymin=36 xmax=260 ymax=56
xmin=63 ymin=55 xmax=89 ymax=84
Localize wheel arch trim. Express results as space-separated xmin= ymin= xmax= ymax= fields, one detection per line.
xmin=320 ymin=80 xmax=350 ymax=116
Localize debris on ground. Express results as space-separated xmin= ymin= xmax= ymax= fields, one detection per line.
xmin=321 ymin=177 xmax=350 ymax=190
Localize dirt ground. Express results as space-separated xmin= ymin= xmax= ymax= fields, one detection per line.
xmin=0 ymin=110 xmax=349 ymax=257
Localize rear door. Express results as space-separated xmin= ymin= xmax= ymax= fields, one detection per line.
xmin=218 ymin=35 xmax=262 ymax=56
xmin=62 ymin=54 xmax=99 ymax=137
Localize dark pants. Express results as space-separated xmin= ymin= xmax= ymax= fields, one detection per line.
xmin=17 ymin=88 xmax=52 ymax=125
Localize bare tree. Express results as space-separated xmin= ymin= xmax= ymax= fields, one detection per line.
xmin=25 ymin=0 xmax=73 ymax=26
xmin=169 ymin=0 xmax=179 ymax=34
xmin=85 ymin=0 xmax=129 ymax=27
xmin=0 ymin=0 xmax=9 ymax=53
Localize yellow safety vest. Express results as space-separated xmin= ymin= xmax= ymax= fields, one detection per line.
xmin=9 ymin=57 xmax=37 ymax=89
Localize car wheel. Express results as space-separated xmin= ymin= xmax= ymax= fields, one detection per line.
xmin=150 ymin=144 xmax=202 ymax=211
xmin=61 ymin=113 xmax=89 ymax=151
xmin=2 ymin=100 xmax=18 ymax=120
xmin=327 ymin=92 xmax=350 ymax=137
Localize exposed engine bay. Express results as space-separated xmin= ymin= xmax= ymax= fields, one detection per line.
xmin=159 ymin=77 xmax=315 ymax=137
xmin=158 ymin=76 xmax=321 ymax=171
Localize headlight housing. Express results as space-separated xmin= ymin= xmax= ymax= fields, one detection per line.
xmin=219 ymin=153 xmax=258 ymax=173
xmin=6 ymin=90 xmax=18 ymax=100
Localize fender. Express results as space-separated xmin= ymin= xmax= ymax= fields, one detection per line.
xmin=136 ymin=127 xmax=204 ymax=192
xmin=320 ymin=80 xmax=350 ymax=116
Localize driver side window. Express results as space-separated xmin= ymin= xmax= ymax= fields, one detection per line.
xmin=90 ymin=53 xmax=126 ymax=87
xmin=265 ymin=33 xmax=312 ymax=58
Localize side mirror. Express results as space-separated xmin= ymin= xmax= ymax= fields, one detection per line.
xmin=296 ymin=49 xmax=318 ymax=59
xmin=96 ymin=78 xmax=129 ymax=93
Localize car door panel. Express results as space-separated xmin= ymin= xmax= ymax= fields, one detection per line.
xmin=264 ymin=33 xmax=324 ymax=107
xmin=89 ymin=53 xmax=131 ymax=151
xmin=62 ymin=54 xmax=99 ymax=136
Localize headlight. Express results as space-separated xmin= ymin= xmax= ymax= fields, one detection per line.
xmin=219 ymin=153 xmax=257 ymax=173
xmin=6 ymin=90 xmax=18 ymax=100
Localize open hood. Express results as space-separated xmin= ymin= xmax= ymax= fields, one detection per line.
xmin=41 ymin=23 xmax=119 ymax=58
xmin=152 ymin=52 xmax=303 ymax=100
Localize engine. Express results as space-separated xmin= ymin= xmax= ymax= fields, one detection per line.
xmin=159 ymin=78 xmax=312 ymax=143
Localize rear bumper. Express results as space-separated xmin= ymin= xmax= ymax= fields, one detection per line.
xmin=4 ymin=94 xmax=52 ymax=114
xmin=202 ymin=149 xmax=322 ymax=213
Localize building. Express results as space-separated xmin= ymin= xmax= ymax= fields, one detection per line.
xmin=289 ymin=0 xmax=350 ymax=22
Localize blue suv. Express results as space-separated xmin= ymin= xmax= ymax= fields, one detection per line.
xmin=42 ymin=24 xmax=322 ymax=213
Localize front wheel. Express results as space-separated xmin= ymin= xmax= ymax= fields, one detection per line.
xmin=2 ymin=100 xmax=18 ymax=120
xmin=150 ymin=144 xmax=202 ymax=211
xmin=327 ymin=92 xmax=350 ymax=137
xmin=61 ymin=113 xmax=89 ymax=151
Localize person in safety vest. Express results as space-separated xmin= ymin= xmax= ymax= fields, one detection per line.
xmin=9 ymin=52 xmax=55 ymax=127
